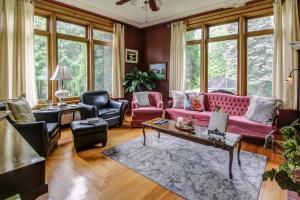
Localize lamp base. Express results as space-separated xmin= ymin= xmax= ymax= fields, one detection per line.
xmin=55 ymin=89 xmax=70 ymax=107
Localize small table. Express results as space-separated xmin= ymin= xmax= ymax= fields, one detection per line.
xmin=142 ymin=118 xmax=242 ymax=179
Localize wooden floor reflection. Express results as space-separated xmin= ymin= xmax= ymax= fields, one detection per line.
xmin=42 ymin=116 xmax=285 ymax=200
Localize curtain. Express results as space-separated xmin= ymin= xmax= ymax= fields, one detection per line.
xmin=169 ymin=21 xmax=186 ymax=95
xmin=273 ymin=0 xmax=300 ymax=109
xmin=112 ymin=23 xmax=125 ymax=98
xmin=0 ymin=0 xmax=37 ymax=106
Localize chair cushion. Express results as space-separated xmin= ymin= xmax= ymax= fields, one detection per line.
xmin=4 ymin=97 xmax=36 ymax=124
xmin=229 ymin=116 xmax=273 ymax=134
xmin=71 ymin=118 xmax=108 ymax=136
xmin=47 ymin=123 xmax=59 ymax=138
xmin=98 ymin=108 xmax=120 ymax=119
xmin=132 ymin=107 xmax=163 ymax=115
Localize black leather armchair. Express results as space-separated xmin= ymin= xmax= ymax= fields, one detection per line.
xmin=0 ymin=102 xmax=60 ymax=157
xmin=79 ymin=90 xmax=125 ymax=127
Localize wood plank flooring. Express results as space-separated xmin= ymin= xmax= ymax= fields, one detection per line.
xmin=44 ymin=117 xmax=286 ymax=200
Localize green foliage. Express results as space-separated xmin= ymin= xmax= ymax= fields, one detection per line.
xmin=263 ymin=119 xmax=300 ymax=195
xmin=123 ymin=67 xmax=156 ymax=93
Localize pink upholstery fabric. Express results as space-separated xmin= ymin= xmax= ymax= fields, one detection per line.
xmin=165 ymin=93 xmax=273 ymax=139
xmin=131 ymin=92 xmax=163 ymax=127
xmin=204 ymin=93 xmax=250 ymax=116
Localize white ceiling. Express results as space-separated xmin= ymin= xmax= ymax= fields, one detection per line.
xmin=57 ymin=0 xmax=250 ymax=28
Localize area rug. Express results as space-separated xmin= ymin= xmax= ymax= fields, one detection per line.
xmin=103 ymin=132 xmax=267 ymax=200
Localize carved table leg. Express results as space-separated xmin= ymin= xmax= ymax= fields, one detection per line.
xmin=238 ymin=141 xmax=241 ymax=166
xmin=229 ymin=149 xmax=233 ymax=179
xmin=143 ymin=126 xmax=146 ymax=146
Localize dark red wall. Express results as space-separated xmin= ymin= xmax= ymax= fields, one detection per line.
xmin=124 ymin=26 xmax=144 ymax=100
xmin=142 ymin=24 xmax=171 ymax=103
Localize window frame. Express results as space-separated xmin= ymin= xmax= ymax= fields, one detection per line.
xmin=185 ymin=9 xmax=274 ymax=96
xmin=33 ymin=6 xmax=114 ymax=104
xmin=34 ymin=13 xmax=51 ymax=101
xmin=245 ymin=14 xmax=274 ymax=97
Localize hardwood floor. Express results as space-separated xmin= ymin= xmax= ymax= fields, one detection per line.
xmin=44 ymin=117 xmax=286 ymax=200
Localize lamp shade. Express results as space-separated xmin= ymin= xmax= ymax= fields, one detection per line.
xmin=50 ymin=65 xmax=73 ymax=81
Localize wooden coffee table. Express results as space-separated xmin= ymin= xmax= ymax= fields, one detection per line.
xmin=142 ymin=118 xmax=243 ymax=179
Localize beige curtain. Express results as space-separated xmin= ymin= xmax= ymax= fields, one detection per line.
xmin=112 ymin=23 xmax=125 ymax=98
xmin=0 ymin=0 xmax=37 ymax=106
xmin=273 ymin=0 xmax=300 ymax=109
xmin=169 ymin=21 xmax=186 ymax=96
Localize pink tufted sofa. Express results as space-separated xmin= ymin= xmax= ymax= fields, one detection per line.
xmin=131 ymin=92 xmax=164 ymax=128
xmin=165 ymin=92 xmax=275 ymax=139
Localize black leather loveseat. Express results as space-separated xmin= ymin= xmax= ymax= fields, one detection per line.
xmin=0 ymin=102 xmax=60 ymax=157
xmin=79 ymin=90 xmax=125 ymax=127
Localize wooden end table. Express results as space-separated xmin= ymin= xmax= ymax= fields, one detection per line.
xmin=142 ymin=118 xmax=242 ymax=179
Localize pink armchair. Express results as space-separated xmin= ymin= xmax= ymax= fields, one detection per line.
xmin=131 ymin=92 xmax=164 ymax=128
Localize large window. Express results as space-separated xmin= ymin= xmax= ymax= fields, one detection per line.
xmin=93 ymin=30 xmax=113 ymax=93
xmin=208 ymin=22 xmax=238 ymax=93
xmin=184 ymin=14 xmax=274 ymax=96
xmin=34 ymin=15 xmax=49 ymax=100
xmin=185 ymin=29 xmax=201 ymax=92
xmin=57 ymin=20 xmax=88 ymax=97
xmin=33 ymin=12 xmax=113 ymax=101
xmin=247 ymin=15 xmax=274 ymax=97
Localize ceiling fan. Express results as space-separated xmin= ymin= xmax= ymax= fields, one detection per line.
xmin=116 ymin=0 xmax=161 ymax=12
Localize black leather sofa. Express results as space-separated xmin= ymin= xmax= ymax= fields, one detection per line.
xmin=0 ymin=102 xmax=60 ymax=157
xmin=79 ymin=90 xmax=125 ymax=127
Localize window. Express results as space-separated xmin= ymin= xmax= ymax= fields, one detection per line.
xmin=57 ymin=20 xmax=86 ymax=38
xmin=247 ymin=15 xmax=274 ymax=97
xmin=208 ymin=40 xmax=238 ymax=93
xmin=93 ymin=29 xmax=113 ymax=42
xmin=93 ymin=29 xmax=113 ymax=93
xmin=209 ymin=22 xmax=238 ymax=38
xmin=185 ymin=29 xmax=202 ymax=92
xmin=34 ymin=15 xmax=49 ymax=100
xmin=208 ymin=22 xmax=238 ymax=93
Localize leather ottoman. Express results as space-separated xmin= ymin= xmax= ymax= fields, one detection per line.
xmin=71 ymin=118 xmax=108 ymax=152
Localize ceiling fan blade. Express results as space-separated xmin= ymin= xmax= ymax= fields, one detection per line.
xmin=148 ymin=0 xmax=159 ymax=11
xmin=116 ymin=0 xmax=131 ymax=5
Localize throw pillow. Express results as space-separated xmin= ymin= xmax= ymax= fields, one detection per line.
xmin=5 ymin=97 xmax=36 ymax=124
xmin=184 ymin=92 xmax=205 ymax=112
xmin=246 ymin=96 xmax=277 ymax=125
xmin=134 ymin=92 xmax=151 ymax=107
xmin=208 ymin=111 xmax=229 ymax=134
xmin=171 ymin=90 xmax=184 ymax=109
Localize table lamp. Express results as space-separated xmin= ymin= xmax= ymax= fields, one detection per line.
xmin=50 ymin=65 xmax=73 ymax=107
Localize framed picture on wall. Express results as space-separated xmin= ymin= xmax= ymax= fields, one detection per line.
xmin=125 ymin=49 xmax=138 ymax=63
xmin=149 ymin=63 xmax=167 ymax=80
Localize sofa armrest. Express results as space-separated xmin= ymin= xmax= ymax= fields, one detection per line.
xmin=156 ymin=101 xmax=164 ymax=109
xmin=78 ymin=103 xmax=98 ymax=119
xmin=166 ymin=100 xmax=173 ymax=108
xmin=109 ymin=100 xmax=124 ymax=111
xmin=34 ymin=110 xmax=60 ymax=124
xmin=13 ymin=121 xmax=48 ymax=157
xmin=131 ymin=101 xmax=138 ymax=109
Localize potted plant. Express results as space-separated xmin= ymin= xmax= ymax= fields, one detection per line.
xmin=123 ymin=67 xmax=156 ymax=93
xmin=263 ymin=119 xmax=300 ymax=198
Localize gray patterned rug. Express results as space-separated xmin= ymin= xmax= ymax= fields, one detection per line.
xmin=103 ymin=132 xmax=267 ymax=200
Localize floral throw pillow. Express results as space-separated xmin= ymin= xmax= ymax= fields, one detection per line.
xmin=184 ymin=92 xmax=205 ymax=112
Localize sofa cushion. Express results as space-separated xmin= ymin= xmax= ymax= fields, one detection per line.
xmin=132 ymin=107 xmax=163 ymax=115
xmin=98 ymin=108 xmax=120 ymax=119
xmin=47 ymin=123 xmax=59 ymax=138
xmin=184 ymin=93 xmax=205 ymax=112
xmin=134 ymin=92 xmax=151 ymax=107
xmin=4 ymin=97 xmax=36 ymax=124
xmin=229 ymin=116 xmax=273 ymax=134
xmin=171 ymin=91 xmax=184 ymax=108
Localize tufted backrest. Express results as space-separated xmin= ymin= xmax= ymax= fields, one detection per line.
xmin=204 ymin=93 xmax=250 ymax=116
